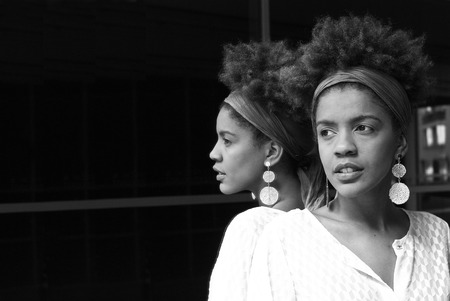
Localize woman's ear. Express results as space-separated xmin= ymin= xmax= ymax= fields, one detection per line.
xmin=265 ymin=141 xmax=284 ymax=166
xmin=396 ymin=134 xmax=408 ymax=158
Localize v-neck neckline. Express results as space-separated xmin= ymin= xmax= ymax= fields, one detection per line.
xmin=303 ymin=208 xmax=413 ymax=291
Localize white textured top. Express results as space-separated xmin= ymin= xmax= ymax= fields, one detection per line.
xmin=208 ymin=206 xmax=285 ymax=301
xmin=247 ymin=209 xmax=450 ymax=301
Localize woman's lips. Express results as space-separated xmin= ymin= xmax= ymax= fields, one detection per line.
xmin=213 ymin=167 xmax=225 ymax=181
xmin=334 ymin=170 xmax=363 ymax=182
xmin=333 ymin=163 xmax=363 ymax=182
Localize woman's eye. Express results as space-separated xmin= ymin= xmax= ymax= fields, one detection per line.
xmin=319 ymin=129 xmax=334 ymax=138
xmin=222 ymin=138 xmax=231 ymax=145
xmin=355 ymin=125 xmax=373 ymax=133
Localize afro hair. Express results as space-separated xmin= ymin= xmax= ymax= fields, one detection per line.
xmin=285 ymin=14 xmax=433 ymax=109
xmin=219 ymin=40 xmax=310 ymax=123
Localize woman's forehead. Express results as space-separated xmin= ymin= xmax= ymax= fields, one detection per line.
xmin=217 ymin=108 xmax=252 ymax=135
xmin=316 ymin=88 xmax=389 ymax=121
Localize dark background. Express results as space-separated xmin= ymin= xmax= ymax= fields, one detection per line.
xmin=1 ymin=0 xmax=450 ymax=300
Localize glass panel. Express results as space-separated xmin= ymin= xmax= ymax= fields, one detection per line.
xmin=416 ymin=105 xmax=450 ymax=184
xmin=1 ymin=1 xmax=251 ymax=203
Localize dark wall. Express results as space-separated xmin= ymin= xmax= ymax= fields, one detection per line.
xmin=0 ymin=202 xmax=256 ymax=301
xmin=2 ymin=1 xmax=248 ymax=202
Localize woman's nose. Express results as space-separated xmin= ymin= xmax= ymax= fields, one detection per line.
xmin=334 ymin=131 xmax=357 ymax=157
xmin=209 ymin=141 xmax=221 ymax=161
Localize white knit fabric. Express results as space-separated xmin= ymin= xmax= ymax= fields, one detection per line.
xmin=208 ymin=206 xmax=285 ymax=301
xmin=247 ymin=209 xmax=450 ymax=301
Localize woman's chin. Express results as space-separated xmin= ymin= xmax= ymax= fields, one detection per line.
xmin=219 ymin=184 xmax=239 ymax=195
xmin=219 ymin=188 xmax=234 ymax=195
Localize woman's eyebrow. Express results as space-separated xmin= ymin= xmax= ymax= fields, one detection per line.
xmin=316 ymin=114 xmax=382 ymax=127
xmin=218 ymin=130 xmax=236 ymax=136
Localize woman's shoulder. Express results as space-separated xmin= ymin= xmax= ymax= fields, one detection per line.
xmin=405 ymin=209 xmax=448 ymax=224
xmin=217 ymin=207 xmax=288 ymax=256
xmin=404 ymin=209 xmax=450 ymax=235
xmin=260 ymin=208 xmax=318 ymax=238
xmin=225 ymin=206 xmax=286 ymax=233
xmin=272 ymin=207 xmax=312 ymax=223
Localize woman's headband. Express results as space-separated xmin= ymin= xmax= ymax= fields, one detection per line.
xmin=224 ymin=91 xmax=312 ymax=163
xmin=312 ymin=67 xmax=411 ymax=137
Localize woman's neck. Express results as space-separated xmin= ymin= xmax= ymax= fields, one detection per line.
xmin=270 ymin=173 xmax=303 ymax=211
xmin=324 ymin=177 xmax=411 ymax=233
xmin=329 ymin=196 xmax=395 ymax=230
xmin=314 ymin=188 xmax=410 ymax=246
xmin=322 ymin=175 xmax=401 ymax=229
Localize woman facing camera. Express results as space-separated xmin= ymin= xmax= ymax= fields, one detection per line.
xmin=247 ymin=15 xmax=450 ymax=300
xmin=208 ymin=41 xmax=325 ymax=301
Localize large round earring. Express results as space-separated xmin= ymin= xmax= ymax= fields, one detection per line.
xmin=259 ymin=160 xmax=279 ymax=206
xmin=389 ymin=154 xmax=410 ymax=205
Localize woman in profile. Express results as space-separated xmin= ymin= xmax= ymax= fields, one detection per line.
xmin=247 ymin=15 xmax=450 ymax=300
xmin=208 ymin=41 xmax=324 ymax=301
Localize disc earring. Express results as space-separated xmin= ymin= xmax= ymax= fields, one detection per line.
xmin=389 ymin=154 xmax=410 ymax=205
xmin=259 ymin=161 xmax=279 ymax=206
